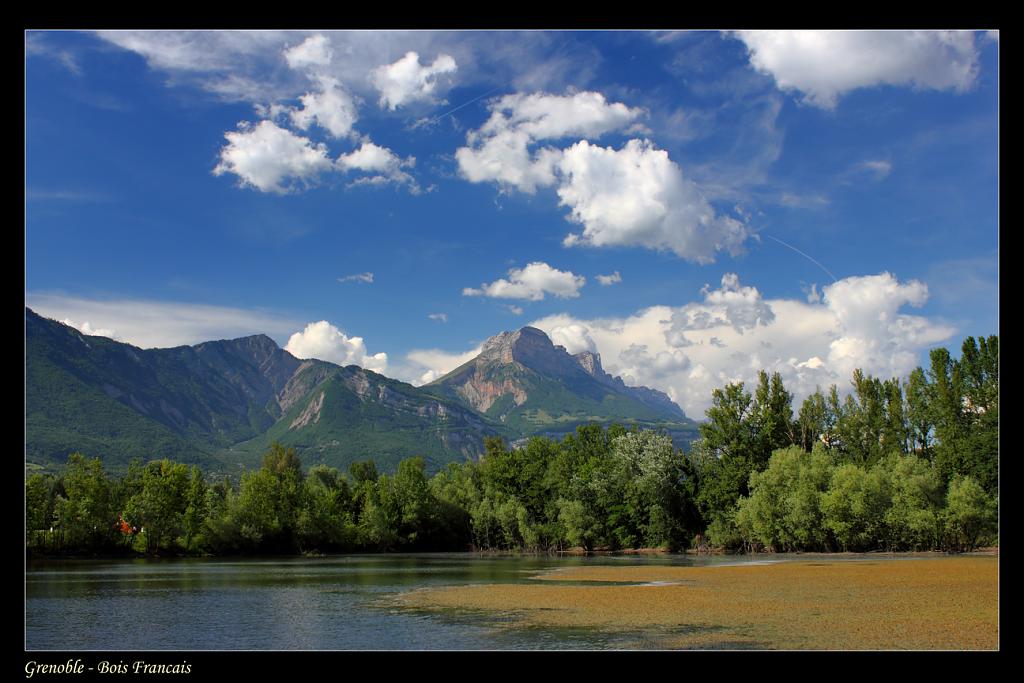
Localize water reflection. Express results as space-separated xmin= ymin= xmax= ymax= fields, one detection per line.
xmin=26 ymin=552 xmax=906 ymax=650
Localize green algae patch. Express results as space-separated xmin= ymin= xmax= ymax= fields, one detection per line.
xmin=391 ymin=557 xmax=998 ymax=650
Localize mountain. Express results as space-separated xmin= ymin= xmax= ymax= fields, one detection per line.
xmin=26 ymin=308 xmax=501 ymax=475
xmin=26 ymin=310 xmax=697 ymax=475
xmin=422 ymin=326 xmax=696 ymax=445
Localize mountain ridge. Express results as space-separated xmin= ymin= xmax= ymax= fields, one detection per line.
xmin=25 ymin=308 xmax=695 ymax=474
xmin=423 ymin=325 xmax=689 ymax=439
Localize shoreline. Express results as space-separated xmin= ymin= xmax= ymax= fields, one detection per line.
xmin=25 ymin=546 xmax=999 ymax=562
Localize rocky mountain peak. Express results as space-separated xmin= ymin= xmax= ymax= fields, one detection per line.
xmin=477 ymin=326 xmax=589 ymax=380
xmin=573 ymin=350 xmax=603 ymax=376
xmin=479 ymin=327 xmax=551 ymax=364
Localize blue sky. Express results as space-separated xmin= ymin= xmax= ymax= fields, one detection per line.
xmin=25 ymin=30 xmax=998 ymax=418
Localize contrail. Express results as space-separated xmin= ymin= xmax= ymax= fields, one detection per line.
xmin=762 ymin=233 xmax=838 ymax=283
xmin=425 ymin=36 xmax=577 ymax=127
xmin=426 ymin=85 xmax=505 ymax=126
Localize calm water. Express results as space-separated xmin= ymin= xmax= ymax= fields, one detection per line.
xmin=25 ymin=552 xmax=905 ymax=651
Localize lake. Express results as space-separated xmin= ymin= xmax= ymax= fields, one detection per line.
xmin=25 ymin=553 xmax=997 ymax=651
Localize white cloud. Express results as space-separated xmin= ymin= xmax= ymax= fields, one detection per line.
xmin=735 ymin=30 xmax=980 ymax=109
xmin=456 ymin=91 xmax=751 ymax=262
xmin=27 ymin=293 xmax=301 ymax=349
xmin=557 ymin=140 xmax=750 ymax=263
xmin=213 ymin=120 xmax=333 ymax=194
xmin=455 ymin=129 xmax=562 ymax=195
xmin=455 ymin=90 xmax=644 ymax=194
xmin=394 ymin=345 xmax=482 ymax=385
xmin=289 ymin=76 xmax=359 ymax=139
xmin=338 ymin=272 xmax=374 ymax=284
xmin=59 ymin=319 xmax=120 ymax=340
xmin=476 ymin=91 xmax=645 ymax=142
xmin=545 ymin=323 xmax=597 ymax=354
xmin=283 ymin=34 xmax=333 ymax=70
xmin=97 ymin=30 xmax=282 ymax=72
xmin=596 ymin=271 xmax=622 ymax=286
xmin=821 ymin=273 xmax=949 ymax=381
xmin=528 ymin=271 xmax=954 ymax=418
xmin=858 ymin=159 xmax=893 ymax=180
xmin=463 ymin=262 xmax=586 ymax=301
xmin=428 ymin=313 xmax=448 ymax=323
xmin=506 ymin=305 xmax=524 ymax=316
xmin=284 ymin=321 xmax=388 ymax=373
xmin=95 ymin=30 xmax=295 ymax=102
xmin=336 ymin=140 xmax=418 ymax=190
xmin=671 ymin=272 xmax=776 ymax=335
xmin=371 ymin=51 xmax=457 ymax=110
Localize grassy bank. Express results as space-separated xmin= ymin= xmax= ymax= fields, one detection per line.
xmin=392 ymin=556 xmax=998 ymax=649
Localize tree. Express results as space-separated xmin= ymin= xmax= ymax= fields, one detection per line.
xmin=608 ymin=431 xmax=697 ymax=550
xmin=956 ymin=336 xmax=999 ymax=493
xmin=882 ymin=453 xmax=944 ymax=551
xmin=296 ymin=464 xmax=355 ymax=552
xmin=904 ymin=367 xmax=934 ymax=458
xmin=54 ymin=453 xmax=115 ymax=552
xmin=26 ymin=473 xmax=60 ymax=553
xmin=182 ymin=466 xmax=208 ymax=551
xmin=125 ymin=459 xmax=190 ymax=554
xmin=797 ymin=389 xmax=834 ymax=452
xmin=821 ymin=463 xmax=891 ymax=552
xmin=695 ymin=372 xmax=795 ymax=528
xmin=944 ymin=475 xmax=997 ymax=552
xmin=735 ymin=445 xmax=833 ymax=552
xmin=928 ymin=347 xmax=968 ymax=484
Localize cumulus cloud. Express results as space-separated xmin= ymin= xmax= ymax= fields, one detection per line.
xmin=336 ymin=140 xmax=418 ymax=190
xmin=734 ymin=30 xmax=980 ymax=109
xmin=463 ymin=262 xmax=586 ymax=301
xmin=557 ymin=140 xmax=750 ymax=263
xmin=27 ymin=293 xmax=301 ymax=349
xmin=528 ymin=271 xmax=954 ymax=418
xmin=596 ymin=271 xmax=622 ymax=286
xmin=620 ymin=344 xmax=691 ymax=373
xmin=289 ymin=76 xmax=359 ymax=139
xmin=207 ymin=43 xmax=424 ymax=195
xmin=213 ymin=120 xmax=333 ymax=193
xmin=546 ymin=323 xmax=597 ymax=354
xmin=393 ymin=345 xmax=482 ymax=385
xmin=821 ymin=273 xmax=947 ymax=381
xmin=456 ymin=90 xmax=644 ymax=194
xmin=371 ymin=51 xmax=457 ymax=110
xmin=455 ymin=129 xmax=562 ymax=195
xmin=338 ymin=272 xmax=374 ymax=284
xmin=284 ymin=321 xmax=388 ymax=373
xmin=456 ymin=91 xmax=746 ymax=262
xmin=283 ymin=34 xmax=333 ymax=70
xmin=667 ymin=272 xmax=776 ymax=335
xmin=475 ymin=91 xmax=644 ymax=142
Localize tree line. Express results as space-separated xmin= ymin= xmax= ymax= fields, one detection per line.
xmin=26 ymin=336 xmax=997 ymax=557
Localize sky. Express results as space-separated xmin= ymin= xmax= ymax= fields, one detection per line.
xmin=25 ymin=29 xmax=999 ymax=419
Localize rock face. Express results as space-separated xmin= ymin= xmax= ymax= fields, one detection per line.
xmin=572 ymin=350 xmax=686 ymax=420
xmin=478 ymin=327 xmax=590 ymax=380
xmin=425 ymin=326 xmax=687 ymax=430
